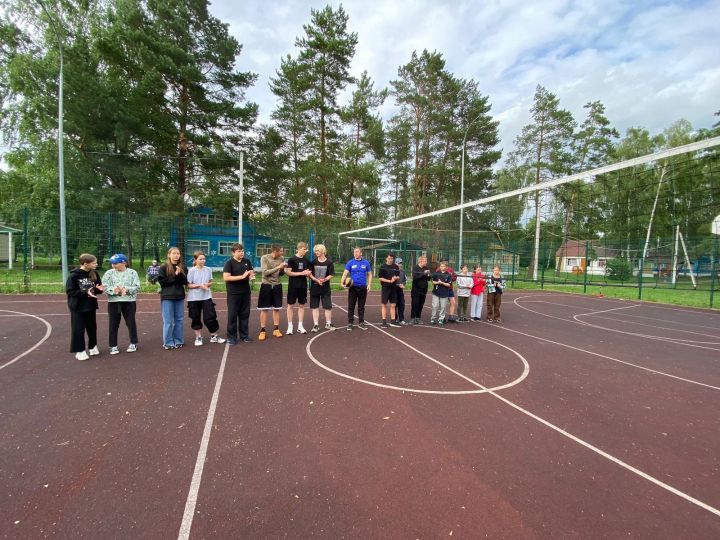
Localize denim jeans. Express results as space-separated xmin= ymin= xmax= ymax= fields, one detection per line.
xmin=161 ymin=299 xmax=185 ymax=347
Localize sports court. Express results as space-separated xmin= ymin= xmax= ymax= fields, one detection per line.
xmin=2 ymin=290 xmax=719 ymax=538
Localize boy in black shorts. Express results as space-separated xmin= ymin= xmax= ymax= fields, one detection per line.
xmin=285 ymin=241 xmax=311 ymax=334
xmin=258 ymin=244 xmax=287 ymax=341
xmin=378 ymin=253 xmax=401 ymax=329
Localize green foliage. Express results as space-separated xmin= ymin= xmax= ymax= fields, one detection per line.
xmin=605 ymin=257 xmax=633 ymax=281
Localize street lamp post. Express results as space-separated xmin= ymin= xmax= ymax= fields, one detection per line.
xmin=459 ymin=113 xmax=482 ymax=268
xmin=38 ymin=0 xmax=68 ymax=286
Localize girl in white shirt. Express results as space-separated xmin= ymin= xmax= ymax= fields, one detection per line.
xmin=187 ymin=252 xmax=226 ymax=346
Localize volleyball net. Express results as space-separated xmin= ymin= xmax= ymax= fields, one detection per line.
xmin=337 ymin=137 xmax=720 ymax=290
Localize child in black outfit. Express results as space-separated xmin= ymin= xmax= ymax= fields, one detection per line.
xmin=66 ymin=253 xmax=105 ymax=361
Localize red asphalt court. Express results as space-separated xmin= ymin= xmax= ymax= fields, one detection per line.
xmin=1 ymin=291 xmax=719 ymax=539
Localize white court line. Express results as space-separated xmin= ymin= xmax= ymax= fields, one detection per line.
xmin=515 ymin=295 xmax=720 ymax=352
xmin=0 ymin=310 xmax=53 ymax=370
xmin=315 ymin=306 xmax=720 ymax=518
xmin=306 ymin=325 xmax=530 ymax=394
xmin=575 ymin=313 xmax=720 ymax=345
xmin=178 ymin=344 xmax=230 ymax=540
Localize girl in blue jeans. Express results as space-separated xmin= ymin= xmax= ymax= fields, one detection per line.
xmin=157 ymin=246 xmax=188 ymax=349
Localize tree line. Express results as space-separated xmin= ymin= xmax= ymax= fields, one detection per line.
xmin=1 ymin=1 xmax=718 ymax=275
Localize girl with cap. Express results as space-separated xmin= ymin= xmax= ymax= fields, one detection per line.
xmin=102 ymin=253 xmax=141 ymax=354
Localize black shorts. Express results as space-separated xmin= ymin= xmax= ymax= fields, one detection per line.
xmin=287 ymin=287 xmax=307 ymax=305
xmin=381 ymin=286 xmax=397 ymax=304
xmin=258 ymin=284 xmax=283 ymax=309
xmin=310 ymin=290 xmax=332 ymax=310
xmin=448 ymin=288 xmax=455 ymax=298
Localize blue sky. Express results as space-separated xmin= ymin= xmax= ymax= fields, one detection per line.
xmin=210 ymin=0 xmax=720 ymax=154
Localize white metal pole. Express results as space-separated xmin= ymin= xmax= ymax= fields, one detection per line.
xmin=8 ymin=232 xmax=12 ymax=270
xmin=672 ymin=225 xmax=679 ymax=285
xmin=38 ymin=0 xmax=68 ymax=285
xmin=459 ymin=142 xmax=465 ymax=268
xmin=678 ymin=230 xmax=697 ymax=289
xmin=238 ymin=151 xmax=244 ymax=244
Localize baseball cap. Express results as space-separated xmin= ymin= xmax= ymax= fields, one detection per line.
xmin=395 ymin=257 xmax=403 ymax=264
xmin=109 ymin=253 xmax=128 ymax=264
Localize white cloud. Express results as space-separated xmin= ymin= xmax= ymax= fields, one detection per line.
xmin=210 ymin=0 xmax=720 ymax=153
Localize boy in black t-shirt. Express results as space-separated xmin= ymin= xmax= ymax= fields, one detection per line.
xmin=378 ymin=253 xmax=401 ymax=329
xmin=285 ymin=241 xmax=311 ymax=334
xmin=222 ymin=243 xmax=255 ymax=343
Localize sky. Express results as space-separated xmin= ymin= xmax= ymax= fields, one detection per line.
xmin=209 ymin=0 xmax=720 ymax=157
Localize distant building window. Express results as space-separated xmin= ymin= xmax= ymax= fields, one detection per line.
xmin=567 ymin=258 xmax=579 ymax=267
xmin=256 ymin=243 xmax=274 ymax=258
xmin=187 ymin=240 xmax=210 ymax=255
xmin=219 ymin=241 xmax=234 ymax=256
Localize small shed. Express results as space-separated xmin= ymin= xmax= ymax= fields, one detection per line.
xmin=0 ymin=223 xmax=22 ymax=268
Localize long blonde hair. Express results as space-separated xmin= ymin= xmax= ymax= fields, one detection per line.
xmin=164 ymin=247 xmax=185 ymax=274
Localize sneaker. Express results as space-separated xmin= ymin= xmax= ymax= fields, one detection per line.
xmin=126 ymin=343 xmax=137 ymax=353
xmin=258 ymin=330 xmax=267 ymax=341
xmin=109 ymin=346 xmax=120 ymax=355
xmin=389 ymin=321 xmax=401 ymax=328
xmin=430 ymin=320 xmax=436 ymax=325
xmin=311 ymin=325 xmax=320 ymax=333
xmin=88 ymin=346 xmax=100 ymax=356
xmin=297 ymin=326 xmax=307 ymax=334
xmin=494 ymin=319 xmax=502 ymax=324
xmin=415 ymin=319 xmax=424 ymax=325
xmin=273 ymin=329 xmax=283 ymax=338
xmin=381 ymin=321 xmax=389 ymax=329
xmin=227 ymin=338 xmax=238 ymax=345
xmin=194 ymin=336 xmax=203 ymax=347
xmin=175 ymin=343 xmax=184 ymax=349
xmin=346 ymin=324 xmax=353 ymax=331
xmin=210 ymin=335 xmax=226 ymax=344
xmin=487 ymin=318 xmax=493 ymax=322
xmin=163 ymin=345 xmax=175 ymax=350
xmin=359 ymin=322 xmax=368 ymax=330
xmin=399 ymin=321 xmax=408 ymax=326
xmin=286 ymin=324 xmax=294 ymax=335
xmin=438 ymin=320 xmax=445 ymax=326
xmin=242 ymin=337 xmax=253 ymax=343
xmin=325 ymin=323 xmax=336 ymax=331
xmin=75 ymin=351 xmax=90 ymax=361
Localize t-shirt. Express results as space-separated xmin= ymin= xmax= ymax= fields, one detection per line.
xmin=456 ymin=273 xmax=473 ymax=297
xmin=286 ymin=255 xmax=310 ymax=290
xmin=309 ymin=258 xmax=334 ymax=294
xmin=223 ymin=257 xmax=253 ymax=295
xmin=379 ymin=263 xmax=400 ymax=287
xmin=187 ymin=266 xmax=213 ymax=302
xmin=432 ymin=271 xmax=452 ymax=298
xmin=345 ymin=258 xmax=371 ymax=287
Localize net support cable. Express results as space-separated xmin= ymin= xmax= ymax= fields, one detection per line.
xmin=339 ymin=136 xmax=720 ymax=237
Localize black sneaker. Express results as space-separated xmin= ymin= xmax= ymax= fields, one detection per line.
xmin=381 ymin=321 xmax=389 ymax=329
xmin=389 ymin=321 xmax=401 ymax=327
xmin=415 ymin=319 xmax=424 ymax=325
xmin=242 ymin=337 xmax=254 ymax=343
xmin=227 ymin=338 xmax=238 ymax=345
xmin=346 ymin=324 xmax=353 ymax=331
xmin=359 ymin=322 xmax=368 ymax=330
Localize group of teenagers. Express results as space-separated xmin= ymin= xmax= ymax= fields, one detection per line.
xmin=65 ymin=242 xmax=506 ymax=361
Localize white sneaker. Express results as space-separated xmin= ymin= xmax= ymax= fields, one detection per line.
xmin=297 ymin=325 xmax=307 ymax=334
xmin=75 ymin=351 xmax=90 ymax=361
xmin=109 ymin=346 xmax=120 ymax=355
xmin=126 ymin=343 xmax=137 ymax=353
xmin=194 ymin=336 xmax=203 ymax=346
xmin=311 ymin=325 xmax=320 ymax=333
xmin=286 ymin=323 xmax=294 ymax=335
xmin=88 ymin=346 xmax=100 ymax=356
xmin=209 ymin=334 xmax=226 ymax=343
xmin=325 ymin=323 xmax=336 ymax=331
